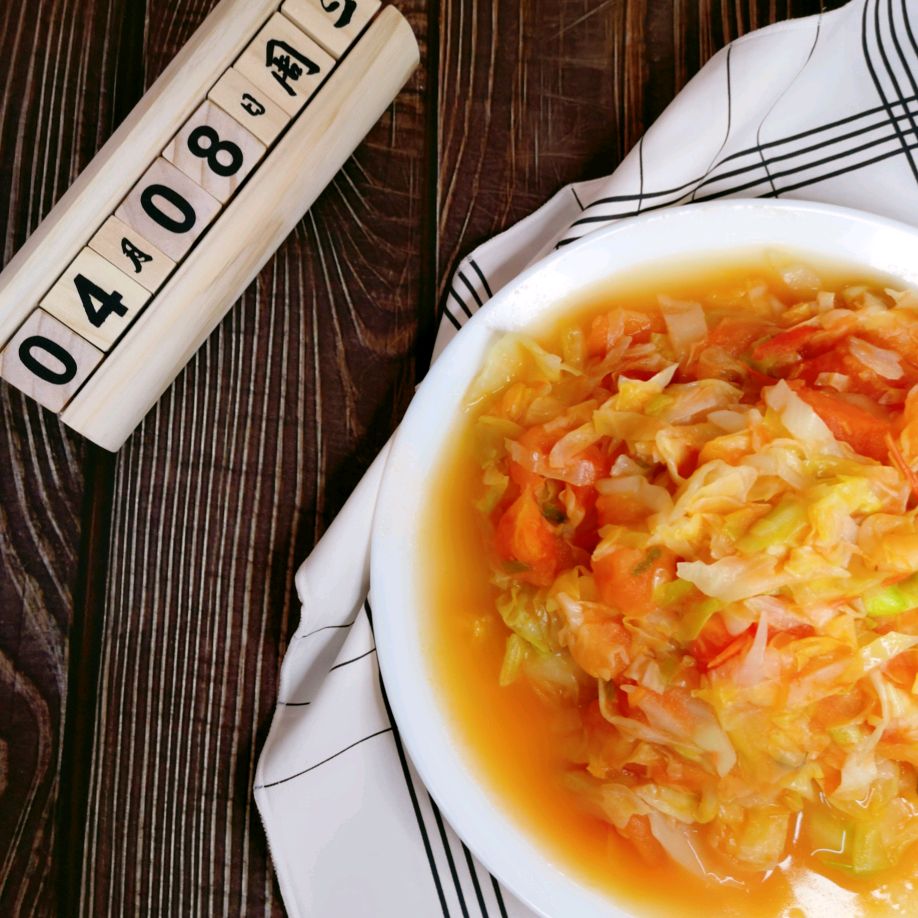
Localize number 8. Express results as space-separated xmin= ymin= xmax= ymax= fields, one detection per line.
xmin=188 ymin=126 xmax=243 ymax=178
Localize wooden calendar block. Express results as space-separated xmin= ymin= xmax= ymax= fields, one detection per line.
xmin=0 ymin=310 xmax=103 ymax=413
xmin=235 ymin=13 xmax=334 ymax=116
xmin=282 ymin=0 xmax=381 ymax=58
xmin=116 ymin=158 xmax=222 ymax=262
xmin=88 ymin=216 xmax=176 ymax=293
xmin=63 ymin=6 xmax=419 ymax=452
xmin=209 ymin=68 xmax=292 ymax=146
xmin=163 ymin=100 xmax=267 ymax=204
xmin=40 ymin=248 xmax=151 ymax=352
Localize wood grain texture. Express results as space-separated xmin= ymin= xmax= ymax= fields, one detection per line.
xmin=0 ymin=0 xmax=847 ymax=915
xmin=75 ymin=0 xmax=428 ymax=914
xmin=0 ymin=1 xmax=144 ymax=915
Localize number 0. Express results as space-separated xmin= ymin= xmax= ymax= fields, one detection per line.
xmin=19 ymin=336 xmax=77 ymax=385
xmin=141 ymin=184 xmax=197 ymax=234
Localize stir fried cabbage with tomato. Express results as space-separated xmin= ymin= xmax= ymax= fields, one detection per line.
xmin=470 ymin=273 xmax=918 ymax=881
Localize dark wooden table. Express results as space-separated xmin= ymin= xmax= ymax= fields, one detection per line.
xmin=0 ymin=1 xmax=842 ymax=914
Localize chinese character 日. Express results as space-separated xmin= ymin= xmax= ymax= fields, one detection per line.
xmin=265 ymin=39 xmax=319 ymax=97
xmin=241 ymin=93 xmax=266 ymax=117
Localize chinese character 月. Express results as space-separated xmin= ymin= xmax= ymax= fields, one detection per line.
xmin=265 ymin=39 xmax=320 ymax=97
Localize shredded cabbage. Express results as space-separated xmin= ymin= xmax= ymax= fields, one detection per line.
xmin=467 ymin=277 xmax=918 ymax=881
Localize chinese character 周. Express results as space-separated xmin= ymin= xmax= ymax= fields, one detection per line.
xmin=265 ymin=40 xmax=320 ymax=97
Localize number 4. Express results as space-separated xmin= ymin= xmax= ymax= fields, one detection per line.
xmin=73 ymin=273 xmax=128 ymax=328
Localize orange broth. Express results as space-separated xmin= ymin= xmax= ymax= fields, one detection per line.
xmin=422 ymin=254 xmax=918 ymax=917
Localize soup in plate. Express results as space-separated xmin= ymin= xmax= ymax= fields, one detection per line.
xmin=425 ymin=256 xmax=918 ymax=917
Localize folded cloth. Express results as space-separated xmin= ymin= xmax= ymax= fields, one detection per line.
xmin=255 ymin=1 xmax=918 ymax=914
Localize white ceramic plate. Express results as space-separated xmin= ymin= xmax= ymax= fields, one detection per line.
xmin=370 ymin=200 xmax=918 ymax=918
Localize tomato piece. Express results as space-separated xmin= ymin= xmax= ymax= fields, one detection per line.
xmin=885 ymin=649 xmax=918 ymax=690
xmin=886 ymin=433 xmax=918 ymax=500
xmin=752 ymin=324 xmax=821 ymax=365
xmin=617 ymin=815 xmax=666 ymax=866
xmin=811 ymin=688 xmax=870 ymax=730
xmin=567 ymin=616 xmax=632 ymax=681
xmin=593 ymin=546 xmax=676 ymax=615
xmin=793 ymin=385 xmax=891 ymax=461
xmin=575 ymin=443 xmax=612 ymax=486
xmin=494 ymin=487 xmax=560 ymax=585
xmin=794 ymin=340 xmax=915 ymax=401
xmin=705 ymin=632 xmax=754 ymax=670
xmin=586 ymin=309 xmax=664 ymax=356
xmin=706 ymin=317 xmax=770 ymax=357
xmin=508 ymin=425 xmax=557 ymax=488
xmin=596 ymin=493 xmax=651 ymax=526
xmin=690 ymin=614 xmax=735 ymax=667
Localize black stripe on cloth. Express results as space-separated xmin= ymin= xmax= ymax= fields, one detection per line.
xmin=277 ymin=700 xmax=311 ymax=707
xmin=469 ymin=259 xmax=493 ymax=299
xmin=297 ymin=620 xmax=357 ymax=640
xmin=756 ymin=15 xmax=824 ymax=196
xmin=698 ymin=129 xmax=904 ymax=199
xmin=690 ymin=45 xmax=733 ymax=202
xmin=566 ymin=105 xmax=913 ymax=232
xmin=554 ymin=111 xmax=916 ymax=247
xmin=449 ymin=286 xmax=475 ymax=318
xmin=429 ymin=795 xmax=471 ymax=918
xmin=635 ymin=137 xmax=646 ymax=214
xmin=490 ymin=875 xmax=509 ymax=918
xmin=695 ymin=106 xmax=909 ymax=190
xmin=256 ymin=728 xmax=393 ymax=789
xmin=880 ymin=0 xmax=918 ymax=151
xmin=328 ymin=646 xmax=377 ymax=672
xmin=367 ymin=601 xmax=452 ymax=916
xmin=462 ymin=844 xmax=489 ymax=918
xmin=763 ymin=133 xmax=918 ymax=196
xmin=903 ymin=0 xmax=918 ymax=57
xmin=458 ymin=270 xmax=485 ymax=308
xmin=862 ymin=0 xmax=918 ymax=182
xmin=887 ymin=0 xmax=918 ymax=111
xmin=367 ymin=602 xmax=504 ymax=918
xmin=442 ymin=304 xmax=463 ymax=331
xmin=580 ymin=92 xmax=918 ymax=210
xmin=369 ymin=601 xmax=452 ymax=918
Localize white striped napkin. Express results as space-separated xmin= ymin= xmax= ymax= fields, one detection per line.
xmin=255 ymin=1 xmax=918 ymax=914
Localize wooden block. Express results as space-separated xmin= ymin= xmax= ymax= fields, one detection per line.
xmin=0 ymin=0 xmax=280 ymax=351
xmin=115 ymin=158 xmax=222 ymax=262
xmin=235 ymin=12 xmax=334 ymax=116
xmin=88 ymin=215 xmax=176 ymax=293
xmin=0 ymin=310 xmax=103 ymax=413
xmin=40 ymin=248 xmax=151 ymax=352
xmin=281 ymin=0 xmax=381 ymax=58
xmin=63 ymin=6 xmax=419 ymax=452
xmin=209 ymin=68 xmax=292 ymax=146
xmin=163 ymin=100 xmax=267 ymax=204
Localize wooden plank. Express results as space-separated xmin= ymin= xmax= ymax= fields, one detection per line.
xmin=0 ymin=1 xmax=147 ymax=915
xmin=72 ymin=0 xmax=428 ymax=913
